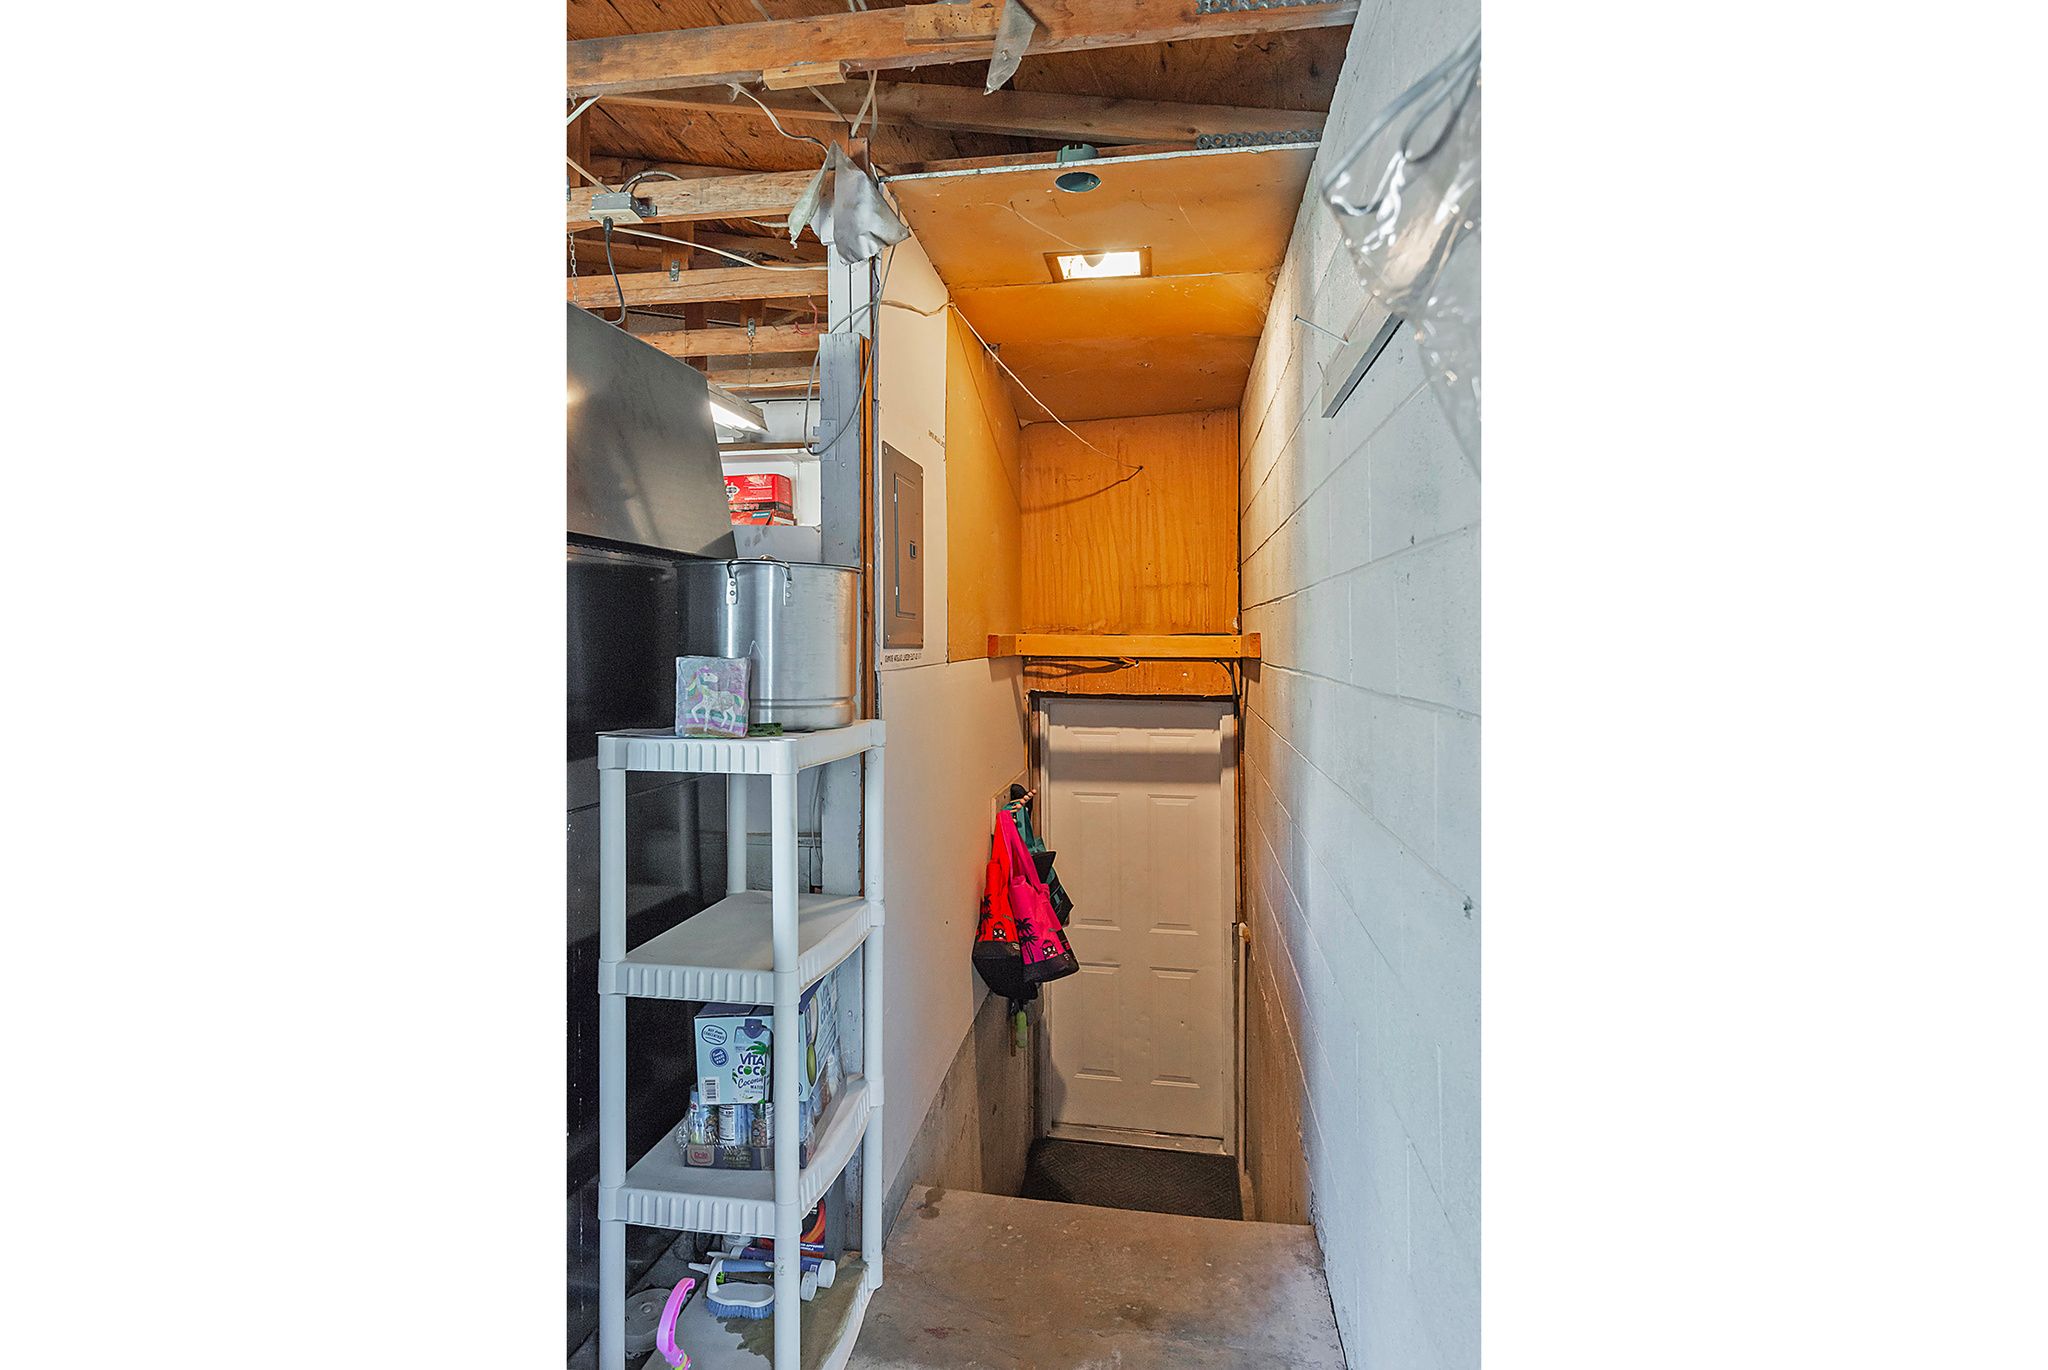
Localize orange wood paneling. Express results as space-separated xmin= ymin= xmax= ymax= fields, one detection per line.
xmin=945 ymin=310 xmax=1025 ymax=660
xmin=1020 ymin=409 xmax=1238 ymax=637
xmin=1024 ymin=659 xmax=1236 ymax=696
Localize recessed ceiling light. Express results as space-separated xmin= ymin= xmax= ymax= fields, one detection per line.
xmin=1047 ymin=249 xmax=1151 ymax=282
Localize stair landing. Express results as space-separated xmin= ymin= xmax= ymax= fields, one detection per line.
xmin=848 ymin=1184 xmax=1346 ymax=1370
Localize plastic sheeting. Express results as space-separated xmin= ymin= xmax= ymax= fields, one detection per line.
xmin=1322 ymin=29 xmax=1481 ymax=469
xmin=788 ymin=144 xmax=912 ymax=263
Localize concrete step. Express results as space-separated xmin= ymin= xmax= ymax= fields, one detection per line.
xmin=849 ymin=1184 xmax=1346 ymax=1369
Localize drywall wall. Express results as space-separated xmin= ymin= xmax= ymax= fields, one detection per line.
xmin=870 ymin=228 xmax=1034 ymax=1235
xmin=873 ymin=655 xmax=1031 ymax=1224
xmin=944 ymin=309 xmax=1024 ymax=662
xmin=1235 ymin=4 xmax=1481 ymax=1369
xmin=877 ymin=232 xmax=952 ymax=674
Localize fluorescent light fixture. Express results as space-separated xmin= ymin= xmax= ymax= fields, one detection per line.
xmin=1047 ymin=249 xmax=1150 ymax=282
xmin=704 ymin=378 xmax=767 ymax=433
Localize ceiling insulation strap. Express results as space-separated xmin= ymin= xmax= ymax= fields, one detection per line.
xmin=985 ymin=0 xmax=1040 ymax=93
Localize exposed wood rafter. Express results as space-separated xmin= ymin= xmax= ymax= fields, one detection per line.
xmin=702 ymin=365 xmax=818 ymax=390
xmin=567 ymin=168 xmax=818 ymax=231
xmin=636 ymin=324 xmax=822 ymax=357
xmin=566 ymin=0 xmax=1360 ymax=96
xmin=567 ymin=265 xmax=829 ymax=309
xmin=608 ymin=79 xmax=1327 ymax=147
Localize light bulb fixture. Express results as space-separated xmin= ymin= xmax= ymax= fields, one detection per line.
xmin=1054 ymin=144 xmax=1101 ymax=193
xmin=704 ymin=378 xmax=767 ymax=433
xmin=1047 ymin=248 xmax=1151 ymax=282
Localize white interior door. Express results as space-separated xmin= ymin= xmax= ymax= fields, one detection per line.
xmin=1040 ymin=698 xmax=1235 ymax=1145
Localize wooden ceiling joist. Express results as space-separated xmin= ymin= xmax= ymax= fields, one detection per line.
xmin=693 ymin=231 xmax=826 ymax=264
xmin=567 ymin=168 xmax=818 ymax=231
xmin=636 ymin=324 xmax=821 ymax=357
xmin=610 ymin=79 xmax=1328 ymax=147
xmin=567 ymin=264 xmax=829 ymax=309
xmin=566 ymin=0 xmax=1360 ymax=97
xmin=703 ymin=366 xmax=818 ymax=390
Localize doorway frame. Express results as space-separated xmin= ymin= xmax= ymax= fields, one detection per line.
xmin=1027 ymin=692 xmax=1241 ymax=1157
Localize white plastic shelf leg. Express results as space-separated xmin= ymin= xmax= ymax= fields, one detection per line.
xmin=862 ymin=745 xmax=885 ymax=1289
xmin=727 ymin=772 xmax=749 ymax=895
xmin=598 ymin=766 xmax=627 ymax=1370
xmin=771 ymin=769 xmax=802 ymax=1370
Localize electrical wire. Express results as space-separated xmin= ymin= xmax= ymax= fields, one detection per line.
xmin=566 ymin=96 xmax=601 ymax=127
xmin=566 ymin=155 xmax=616 ymax=191
xmin=601 ymin=219 xmax=629 ymax=327
xmin=587 ymin=221 xmax=825 ymax=271
xmin=799 ymin=244 xmax=897 ymax=456
xmin=621 ymin=169 xmax=684 ymax=194
xmin=850 ymin=72 xmax=878 ymax=141
xmin=728 ymin=82 xmax=833 ymax=157
xmin=947 ymin=307 xmax=1142 ymax=472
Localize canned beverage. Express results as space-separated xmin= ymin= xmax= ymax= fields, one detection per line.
xmin=718 ymin=1105 xmax=739 ymax=1145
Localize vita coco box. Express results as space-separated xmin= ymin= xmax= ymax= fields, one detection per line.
xmin=693 ymin=979 xmax=838 ymax=1109
xmin=685 ymin=979 xmax=842 ymax=1170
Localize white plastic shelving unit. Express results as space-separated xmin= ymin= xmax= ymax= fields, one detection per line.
xmin=598 ymin=721 xmax=886 ymax=1370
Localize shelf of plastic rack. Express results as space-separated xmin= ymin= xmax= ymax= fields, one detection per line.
xmin=604 ymin=1076 xmax=873 ymax=1237
xmin=598 ymin=721 xmax=884 ymax=775
xmin=648 ymin=1256 xmax=874 ymax=1370
xmin=602 ymin=891 xmax=875 ymax=1003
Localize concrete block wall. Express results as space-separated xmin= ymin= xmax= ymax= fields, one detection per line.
xmin=1237 ymin=2 xmax=1479 ymax=1367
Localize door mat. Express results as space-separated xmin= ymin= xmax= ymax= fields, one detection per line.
xmin=1019 ymin=1137 xmax=1243 ymax=1221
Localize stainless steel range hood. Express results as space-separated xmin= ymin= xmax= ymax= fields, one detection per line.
xmin=567 ymin=303 xmax=736 ymax=559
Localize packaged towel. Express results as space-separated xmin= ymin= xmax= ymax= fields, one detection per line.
xmin=675 ymin=656 xmax=751 ymax=738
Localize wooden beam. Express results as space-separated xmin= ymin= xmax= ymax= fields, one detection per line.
xmin=567 ymin=0 xmax=1359 ymax=96
xmin=882 ymin=141 xmax=1193 ymax=177
xmin=904 ymin=4 xmax=1004 ymax=44
xmin=694 ymin=230 xmax=827 ymax=263
xmin=987 ymin=633 xmax=1261 ymax=659
xmin=586 ymin=154 xmax=765 ymax=182
xmin=570 ymin=236 xmax=668 ymax=271
xmin=571 ymin=226 xmax=822 ymax=271
xmin=636 ymin=324 xmax=822 ymax=357
xmin=703 ymin=366 xmax=818 ymax=389
xmin=613 ymin=79 xmax=1328 ymax=147
xmin=568 ymin=265 xmax=829 ymax=309
xmin=567 ymin=168 xmax=819 ymax=231
xmin=764 ymin=60 xmax=847 ymax=89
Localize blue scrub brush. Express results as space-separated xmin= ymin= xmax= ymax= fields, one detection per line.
xmin=697 ymin=1257 xmax=775 ymax=1319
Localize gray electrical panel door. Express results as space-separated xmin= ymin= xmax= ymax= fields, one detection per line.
xmin=883 ymin=444 xmax=924 ymax=648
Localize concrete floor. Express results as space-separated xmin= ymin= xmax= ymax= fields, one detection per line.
xmin=848 ymin=1185 xmax=1346 ymax=1370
